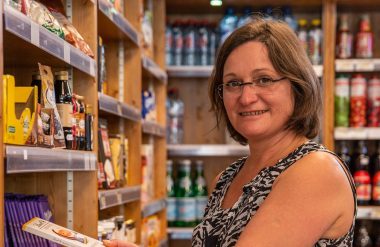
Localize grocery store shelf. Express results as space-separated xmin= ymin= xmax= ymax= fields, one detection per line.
xmin=142 ymin=120 xmax=166 ymax=137
xmin=98 ymin=186 xmax=141 ymax=210
xmin=3 ymin=5 xmax=96 ymax=77
xmin=167 ymin=144 xmax=250 ymax=157
xmin=357 ymin=206 xmax=380 ymax=220
xmin=98 ymin=0 xmax=139 ymax=45
xmin=334 ymin=127 xmax=380 ymax=140
xmin=142 ymin=198 xmax=167 ymax=218
xmin=336 ymin=59 xmax=380 ymax=72
xmin=167 ymin=66 xmax=213 ymax=78
xmin=98 ymin=93 xmax=141 ymax=122
xmin=168 ymin=227 xmax=193 ymax=240
xmin=6 ymin=145 xmax=97 ymax=173
xmin=167 ymin=65 xmax=323 ymax=78
xmin=142 ymin=56 xmax=168 ymax=83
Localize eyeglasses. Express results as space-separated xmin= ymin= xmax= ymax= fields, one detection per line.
xmin=217 ymin=77 xmax=287 ymax=98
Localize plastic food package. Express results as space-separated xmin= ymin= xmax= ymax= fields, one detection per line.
xmin=50 ymin=9 xmax=95 ymax=58
xmin=26 ymin=0 xmax=65 ymax=39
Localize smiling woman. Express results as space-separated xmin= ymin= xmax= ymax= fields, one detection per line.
xmin=190 ymin=17 xmax=356 ymax=247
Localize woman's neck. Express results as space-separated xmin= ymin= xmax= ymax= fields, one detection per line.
xmin=246 ymin=132 xmax=309 ymax=171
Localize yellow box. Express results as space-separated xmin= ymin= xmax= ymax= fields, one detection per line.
xmin=3 ymin=75 xmax=37 ymax=145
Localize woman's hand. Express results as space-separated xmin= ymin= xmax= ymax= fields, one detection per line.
xmin=103 ymin=239 xmax=139 ymax=247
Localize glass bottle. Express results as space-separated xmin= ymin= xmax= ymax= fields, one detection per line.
xmin=372 ymin=141 xmax=380 ymax=205
xmin=194 ymin=160 xmax=208 ymax=224
xmin=54 ymin=71 xmax=73 ymax=149
xmin=354 ymin=140 xmax=372 ymax=205
xmin=85 ymin=104 xmax=93 ymax=151
xmin=356 ymin=14 xmax=373 ymax=59
xmin=166 ymin=160 xmax=177 ymax=227
xmin=337 ymin=141 xmax=352 ymax=170
xmin=354 ymin=223 xmax=373 ymax=247
xmin=175 ymin=159 xmax=196 ymax=227
xmin=336 ymin=14 xmax=353 ymax=59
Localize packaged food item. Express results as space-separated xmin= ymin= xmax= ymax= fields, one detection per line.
xmin=3 ymin=75 xmax=37 ymax=145
xmin=109 ymin=136 xmax=123 ymax=186
xmin=49 ymin=9 xmax=95 ymax=58
xmin=355 ymin=14 xmax=373 ymax=58
xmin=98 ymin=119 xmax=116 ymax=189
xmin=26 ymin=1 xmax=65 ymax=39
xmin=38 ymin=63 xmax=66 ymax=147
xmin=23 ymin=217 xmax=104 ymax=247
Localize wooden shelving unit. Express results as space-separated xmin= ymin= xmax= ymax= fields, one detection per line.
xmin=1 ymin=0 xmax=167 ymax=245
xmin=165 ymin=0 xmax=380 ymax=246
xmin=2 ymin=0 xmax=99 ymax=240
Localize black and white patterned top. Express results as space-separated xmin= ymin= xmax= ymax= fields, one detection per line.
xmin=192 ymin=141 xmax=356 ymax=247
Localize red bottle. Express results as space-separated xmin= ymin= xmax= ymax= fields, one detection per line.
xmin=356 ymin=14 xmax=374 ymax=58
xmin=353 ymin=140 xmax=372 ymax=206
xmin=372 ymin=141 xmax=380 ymax=205
xmin=336 ymin=14 xmax=353 ymax=59
xmin=350 ymin=74 xmax=367 ymax=127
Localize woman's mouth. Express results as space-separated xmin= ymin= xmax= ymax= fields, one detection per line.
xmin=239 ymin=110 xmax=269 ymax=116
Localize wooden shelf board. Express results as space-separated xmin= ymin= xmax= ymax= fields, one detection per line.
xmin=167 ymin=144 xmax=250 ymax=157
xmin=98 ymin=93 xmax=141 ymax=122
xmin=6 ymin=145 xmax=97 ymax=173
xmin=334 ymin=127 xmax=380 ymax=140
xmin=141 ymin=198 xmax=167 ymax=218
xmin=98 ymin=186 xmax=141 ymax=210
xmin=98 ymin=0 xmax=139 ymax=45
xmin=3 ymin=5 xmax=96 ymax=77
xmin=142 ymin=120 xmax=166 ymax=137
xmin=142 ymin=55 xmax=167 ymax=83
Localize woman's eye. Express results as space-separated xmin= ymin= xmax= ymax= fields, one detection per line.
xmin=257 ymin=77 xmax=273 ymax=85
xmin=226 ymin=81 xmax=241 ymax=87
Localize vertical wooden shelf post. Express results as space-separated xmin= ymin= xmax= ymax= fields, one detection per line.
xmin=322 ymin=0 xmax=337 ymax=150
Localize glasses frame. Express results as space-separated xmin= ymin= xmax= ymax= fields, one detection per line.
xmin=216 ymin=77 xmax=287 ymax=99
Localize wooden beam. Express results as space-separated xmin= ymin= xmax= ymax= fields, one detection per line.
xmin=322 ymin=0 xmax=337 ymax=150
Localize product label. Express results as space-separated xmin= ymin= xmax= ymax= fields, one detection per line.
xmin=179 ymin=177 xmax=192 ymax=190
xmin=196 ymin=196 xmax=208 ymax=220
xmin=337 ymin=32 xmax=353 ymax=58
xmin=166 ymin=197 xmax=177 ymax=222
xmin=354 ymin=170 xmax=371 ymax=201
xmin=177 ymin=197 xmax=196 ymax=222
xmin=335 ymin=78 xmax=350 ymax=97
xmin=372 ymin=172 xmax=380 ymax=201
xmin=56 ymin=104 xmax=73 ymax=127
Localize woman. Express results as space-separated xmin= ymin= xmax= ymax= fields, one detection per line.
xmin=105 ymin=18 xmax=356 ymax=247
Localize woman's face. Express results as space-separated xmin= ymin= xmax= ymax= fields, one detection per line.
xmin=222 ymin=41 xmax=294 ymax=141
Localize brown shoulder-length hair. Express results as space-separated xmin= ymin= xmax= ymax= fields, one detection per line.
xmin=209 ymin=17 xmax=322 ymax=145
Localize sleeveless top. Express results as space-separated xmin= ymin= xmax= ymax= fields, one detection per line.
xmin=192 ymin=141 xmax=357 ymax=247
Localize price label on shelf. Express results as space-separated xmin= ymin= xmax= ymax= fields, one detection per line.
xmin=336 ymin=60 xmax=355 ymax=71
xmin=355 ymin=59 xmax=375 ymax=71
xmin=23 ymin=149 xmax=28 ymax=160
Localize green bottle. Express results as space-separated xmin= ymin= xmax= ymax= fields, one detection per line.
xmin=175 ymin=159 xmax=197 ymax=227
xmin=166 ymin=160 xmax=177 ymax=227
xmin=194 ymin=160 xmax=208 ymax=224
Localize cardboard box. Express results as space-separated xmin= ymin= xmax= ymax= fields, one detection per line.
xmin=3 ymin=75 xmax=37 ymax=145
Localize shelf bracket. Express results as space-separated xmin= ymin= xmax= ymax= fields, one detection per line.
xmin=67 ymin=171 xmax=74 ymax=229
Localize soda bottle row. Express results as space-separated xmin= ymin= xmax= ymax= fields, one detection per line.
xmin=166 ymin=19 xmax=218 ymax=66
xmin=167 ymin=159 xmax=208 ymax=227
xmin=336 ymin=14 xmax=374 ymax=59
xmin=335 ymin=74 xmax=380 ymax=128
xmin=336 ymin=140 xmax=380 ymax=206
